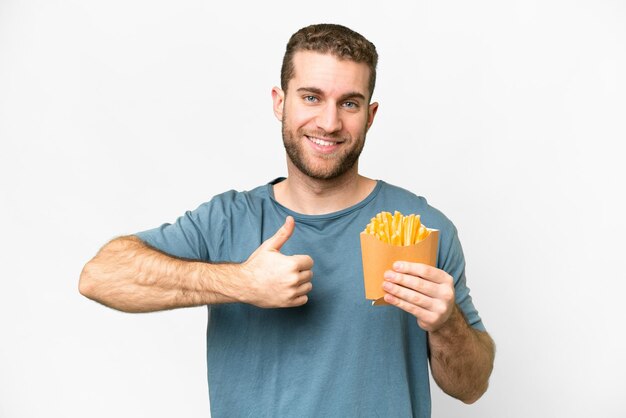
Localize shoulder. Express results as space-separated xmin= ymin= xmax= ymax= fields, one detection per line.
xmin=377 ymin=181 xmax=458 ymax=235
xmin=377 ymin=181 xmax=465 ymax=273
xmin=194 ymin=182 xmax=271 ymax=217
xmin=193 ymin=184 xmax=271 ymax=226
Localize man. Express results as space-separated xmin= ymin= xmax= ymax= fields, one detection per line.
xmin=79 ymin=23 xmax=495 ymax=417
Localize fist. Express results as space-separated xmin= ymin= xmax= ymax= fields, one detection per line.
xmin=240 ymin=216 xmax=314 ymax=308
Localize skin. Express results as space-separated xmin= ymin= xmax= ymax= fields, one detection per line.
xmin=79 ymin=216 xmax=313 ymax=312
xmin=383 ymin=262 xmax=495 ymax=403
xmin=271 ymin=51 xmax=494 ymax=403
xmin=271 ymin=52 xmax=379 ymax=215
xmin=79 ymin=50 xmax=494 ymax=404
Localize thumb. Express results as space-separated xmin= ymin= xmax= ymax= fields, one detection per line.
xmin=263 ymin=216 xmax=295 ymax=252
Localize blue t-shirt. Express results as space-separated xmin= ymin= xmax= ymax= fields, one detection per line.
xmin=136 ymin=179 xmax=485 ymax=418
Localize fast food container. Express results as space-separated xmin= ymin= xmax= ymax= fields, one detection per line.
xmin=360 ymin=229 xmax=439 ymax=305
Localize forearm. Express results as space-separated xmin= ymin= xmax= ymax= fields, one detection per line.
xmin=79 ymin=236 xmax=239 ymax=313
xmin=428 ymin=305 xmax=495 ymax=404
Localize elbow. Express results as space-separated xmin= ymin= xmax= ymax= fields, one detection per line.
xmin=460 ymin=381 xmax=489 ymax=404
xmin=460 ymin=332 xmax=495 ymax=404
xmin=439 ymin=376 xmax=491 ymax=405
xmin=78 ymin=237 xmax=123 ymax=301
xmin=78 ymin=261 xmax=129 ymax=312
xmin=461 ymin=397 xmax=478 ymax=405
xmin=460 ymin=355 xmax=494 ymax=404
xmin=78 ymin=262 xmax=97 ymax=299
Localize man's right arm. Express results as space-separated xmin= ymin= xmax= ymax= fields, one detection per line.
xmin=78 ymin=216 xmax=314 ymax=313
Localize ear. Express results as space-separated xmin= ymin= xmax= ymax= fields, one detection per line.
xmin=366 ymin=101 xmax=379 ymax=131
xmin=271 ymin=87 xmax=285 ymax=122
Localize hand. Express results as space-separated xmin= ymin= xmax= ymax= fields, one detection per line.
xmin=240 ymin=216 xmax=314 ymax=308
xmin=382 ymin=262 xmax=455 ymax=332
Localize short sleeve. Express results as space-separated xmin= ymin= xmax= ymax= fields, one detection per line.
xmin=134 ymin=206 xmax=212 ymax=261
xmin=438 ymin=227 xmax=486 ymax=332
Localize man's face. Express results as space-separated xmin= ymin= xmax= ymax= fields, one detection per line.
xmin=272 ymin=51 xmax=378 ymax=180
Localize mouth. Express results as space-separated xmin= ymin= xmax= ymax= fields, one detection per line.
xmin=305 ymin=135 xmax=341 ymax=147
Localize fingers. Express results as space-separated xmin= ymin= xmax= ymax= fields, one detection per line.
xmin=384 ymin=268 xmax=454 ymax=304
xmin=263 ymin=216 xmax=295 ymax=252
xmin=392 ymin=261 xmax=453 ymax=285
xmin=384 ymin=270 xmax=438 ymax=298
xmin=244 ymin=216 xmax=316 ymax=308
xmin=383 ymin=263 xmax=456 ymax=331
xmin=290 ymin=294 xmax=309 ymax=306
xmin=292 ymin=254 xmax=314 ymax=271
xmin=383 ymin=293 xmax=440 ymax=330
xmin=383 ymin=292 xmax=430 ymax=319
xmin=295 ymin=280 xmax=313 ymax=296
xmin=383 ymin=277 xmax=434 ymax=309
xmin=296 ymin=269 xmax=313 ymax=286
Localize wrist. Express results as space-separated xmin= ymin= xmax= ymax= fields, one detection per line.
xmin=195 ymin=261 xmax=244 ymax=305
xmin=428 ymin=305 xmax=471 ymax=344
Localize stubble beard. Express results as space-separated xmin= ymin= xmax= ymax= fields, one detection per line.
xmin=281 ymin=111 xmax=367 ymax=181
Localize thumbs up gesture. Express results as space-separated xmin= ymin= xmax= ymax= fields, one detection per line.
xmin=239 ymin=216 xmax=314 ymax=308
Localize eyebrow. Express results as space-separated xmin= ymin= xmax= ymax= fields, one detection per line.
xmin=296 ymin=87 xmax=367 ymax=103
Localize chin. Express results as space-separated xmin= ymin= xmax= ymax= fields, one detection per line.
xmin=294 ymin=160 xmax=356 ymax=181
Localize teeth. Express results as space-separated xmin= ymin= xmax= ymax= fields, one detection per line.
xmin=308 ymin=136 xmax=337 ymax=146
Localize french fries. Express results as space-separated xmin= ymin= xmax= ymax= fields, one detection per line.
xmin=363 ymin=211 xmax=430 ymax=246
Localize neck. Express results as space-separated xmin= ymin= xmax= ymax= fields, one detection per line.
xmin=273 ymin=161 xmax=376 ymax=215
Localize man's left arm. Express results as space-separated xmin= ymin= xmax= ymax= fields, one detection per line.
xmin=383 ymin=262 xmax=495 ymax=404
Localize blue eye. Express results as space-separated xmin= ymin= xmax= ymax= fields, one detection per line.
xmin=343 ymin=101 xmax=358 ymax=109
xmin=304 ymin=96 xmax=319 ymax=103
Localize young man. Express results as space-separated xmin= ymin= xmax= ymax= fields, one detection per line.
xmin=79 ymin=24 xmax=495 ymax=417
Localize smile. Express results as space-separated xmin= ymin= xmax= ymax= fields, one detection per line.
xmin=306 ymin=135 xmax=339 ymax=147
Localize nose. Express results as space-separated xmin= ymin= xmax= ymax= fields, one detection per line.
xmin=315 ymin=103 xmax=342 ymax=134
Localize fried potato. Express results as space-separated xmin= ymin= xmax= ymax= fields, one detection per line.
xmin=363 ymin=211 xmax=430 ymax=246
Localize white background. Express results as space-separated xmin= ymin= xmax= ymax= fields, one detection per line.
xmin=1 ymin=1 xmax=625 ymax=417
